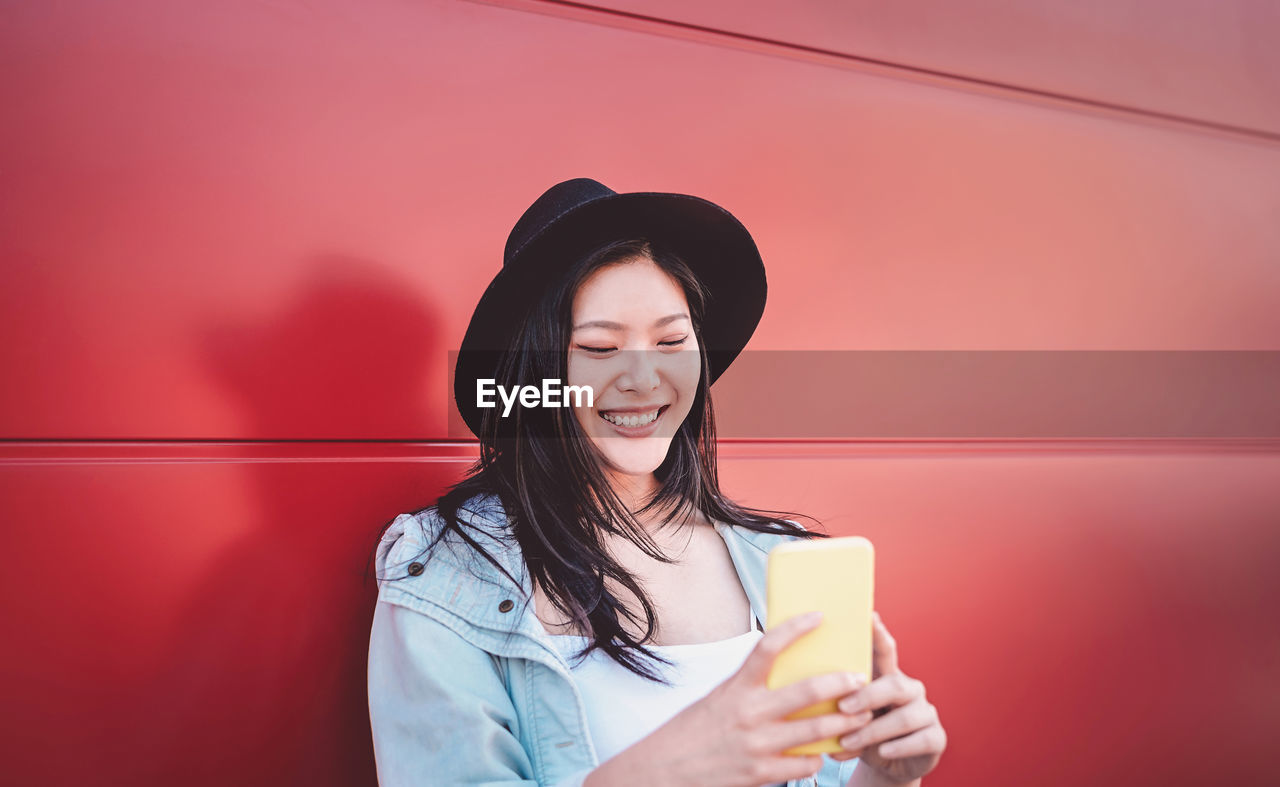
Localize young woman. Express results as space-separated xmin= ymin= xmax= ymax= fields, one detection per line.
xmin=367 ymin=178 xmax=946 ymax=786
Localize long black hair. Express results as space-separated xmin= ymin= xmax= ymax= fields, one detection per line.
xmin=370 ymin=237 xmax=828 ymax=684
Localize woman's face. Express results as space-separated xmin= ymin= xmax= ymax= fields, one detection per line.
xmin=567 ymin=256 xmax=701 ymax=484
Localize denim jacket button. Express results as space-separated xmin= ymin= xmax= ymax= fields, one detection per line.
xmin=498 ymin=599 xmax=515 ymax=613
xmin=406 ymin=562 xmax=424 ymax=576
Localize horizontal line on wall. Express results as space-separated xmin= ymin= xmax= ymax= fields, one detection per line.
xmin=466 ymin=0 xmax=1280 ymax=147
xmin=0 ymin=438 xmax=1276 ymax=465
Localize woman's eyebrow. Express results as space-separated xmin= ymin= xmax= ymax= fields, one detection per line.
xmin=573 ymin=313 xmax=690 ymax=331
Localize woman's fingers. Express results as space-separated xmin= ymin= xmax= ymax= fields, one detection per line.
xmin=735 ymin=611 xmax=824 ymax=685
xmin=837 ymin=697 xmax=938 ymax=754
xmin=871 ymin=610 xmax=899 ymax=679
xmin=871 ymin=722 xmax=948 ymax=759
xmin=753 ymin=670 xmax=866 ymax=722
xmin=762 ymin=709 xmax=873 ymax=752
xmin=747 ymin=755 xmax=826 ymax=784
xmin=837 ymin=672 xmax=923 ymax=716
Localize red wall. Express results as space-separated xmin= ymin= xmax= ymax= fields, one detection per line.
xmin=2 ymin=1 xmax=1278 ymax=785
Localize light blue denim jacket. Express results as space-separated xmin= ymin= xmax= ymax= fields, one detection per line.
xmin=367 ymin=494 xmax=859 ymax=787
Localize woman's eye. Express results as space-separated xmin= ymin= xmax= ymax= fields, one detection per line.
xmin=577 ymin=338 xmax=685 ymax=353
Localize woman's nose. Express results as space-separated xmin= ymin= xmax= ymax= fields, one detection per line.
xmin=616 ymin=349 xmax=660 ymax=391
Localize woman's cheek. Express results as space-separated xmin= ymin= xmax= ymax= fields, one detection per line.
xmin=675 ymin=352 xmax=702 ymax=399
xmin=565 ymin=360 xmax=591 ymax=402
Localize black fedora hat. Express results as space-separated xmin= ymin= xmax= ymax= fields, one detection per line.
xmin=453 ymin=177 xmax=767 ymax=439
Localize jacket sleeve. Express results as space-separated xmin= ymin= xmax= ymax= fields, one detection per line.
xmin=367 ymin=596 xmax=592 ymax=787
xmin=808 ymin=751 xmax=858 ymax=786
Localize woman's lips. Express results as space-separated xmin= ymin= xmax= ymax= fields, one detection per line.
xmin=598 ymin=404 xmax=669 ymax=436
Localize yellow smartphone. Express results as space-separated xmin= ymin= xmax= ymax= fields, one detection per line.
xmin=765 ymin=536 xmax=875 ymax=756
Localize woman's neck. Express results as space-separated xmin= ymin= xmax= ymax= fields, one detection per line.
xmin=604 ymin=470 xmax=659 ymax=516
xmin=596 ymin=472 xmax=670 ymax=538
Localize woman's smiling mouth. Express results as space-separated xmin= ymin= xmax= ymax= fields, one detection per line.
xmin=598 ymin=404 xmax=670 ymax=434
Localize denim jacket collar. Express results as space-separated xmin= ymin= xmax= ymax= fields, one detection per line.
xmin=376 ymin=493 xmax=782 ymax=658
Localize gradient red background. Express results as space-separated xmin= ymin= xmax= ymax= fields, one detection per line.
xmin=2 ymin=1 xmax=1278 ymax=785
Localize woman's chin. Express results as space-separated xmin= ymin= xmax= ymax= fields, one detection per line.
xmin=594 ymin=443 xmax=671 ymax=478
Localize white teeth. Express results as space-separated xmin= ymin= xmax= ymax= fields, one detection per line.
xmin=600 ymin=408 xmax=661 ymax=428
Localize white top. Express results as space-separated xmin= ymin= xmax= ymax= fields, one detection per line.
xmin=547 ymin=607 xmax=763 ymax=765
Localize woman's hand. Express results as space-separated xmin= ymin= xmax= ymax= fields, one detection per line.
xmin=827 ymin=612 xmax=946 ymax=785
xmin=584 ymin=611 xmax=876 ymax=787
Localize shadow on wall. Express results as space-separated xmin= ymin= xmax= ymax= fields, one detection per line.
xmin=124 ymin=253 xmax=454 ymax=786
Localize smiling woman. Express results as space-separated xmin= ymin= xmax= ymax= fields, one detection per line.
xmin=366 ymin=178 xmax=946 ymax=787
xmin=568 ymin=252 xmax=704 ymax=477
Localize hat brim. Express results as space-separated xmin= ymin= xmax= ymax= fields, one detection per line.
xmin=454 ymin=191 xmax=766 ymax=439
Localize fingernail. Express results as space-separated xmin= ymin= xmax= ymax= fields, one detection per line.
xmin=802 ymin=611 xmax=823 ymax=624
xmin=840 ymin=694 xmax=865 ymax=714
